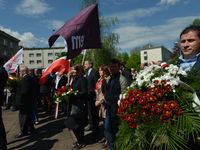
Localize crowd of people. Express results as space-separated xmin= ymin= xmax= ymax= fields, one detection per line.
xmin=0 ymin=25 xmax=200 ymax=150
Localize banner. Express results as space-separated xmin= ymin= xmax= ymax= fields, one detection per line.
xmin=49 ymin=3 xmax=101 ymax=59
xmin=4 ymin=48 xmax=23 ymax=73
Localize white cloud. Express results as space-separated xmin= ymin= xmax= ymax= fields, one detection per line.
xmin=183 ymin=0 xmax=190 ymax=4
xmin=114 ymin=16 xmax=200 ymax=50
xmin=106 ymin=6 xmax=163 ymax=21
xmin=15 ymin=0 xmax=52 ymax=17
xmin=0 ymin=0 xmax=5 ymax=9
xmin=0 ymin=26 xmax=39 ymax=47
xmin=157 ymin=0 xmax=180 ymax=5
xmin=42 ymin=19 xmax=65 ymax=30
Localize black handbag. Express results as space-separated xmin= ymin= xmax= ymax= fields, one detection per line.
xmin=70 ymin=100 xmax=83 ymax=118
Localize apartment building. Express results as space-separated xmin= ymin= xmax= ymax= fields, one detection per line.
xmin=22 ymin=47 xmax=64 ymax=69
xmin=140 ymin=45 xmax=172 ymax=66
xmin=0 ymin=30 xmax=20 ymax=62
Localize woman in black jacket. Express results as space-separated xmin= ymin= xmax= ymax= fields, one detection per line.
xmin=66 ymin=63 xmax=88 ymax=150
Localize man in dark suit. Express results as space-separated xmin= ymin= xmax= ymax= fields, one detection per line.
xmin=173 ymin=25 xmax=200 ymax=149
xmin=0 ymin=56 xmax=8 ymax=150
xmin=84 ymin=60 xmax=100 ymax=135
xmin=14 ymin=66 xmax=35 ymax=138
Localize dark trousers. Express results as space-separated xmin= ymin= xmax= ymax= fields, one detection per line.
xmin=87 ymin=96 xmax=99 ymax=129
xmin=19 ymin=105 xmax=34 ymax=133
xmin=0 ymin=109 xmax=7 ymax=150
xmin=73 ymin=128 xmax=84 ymax=144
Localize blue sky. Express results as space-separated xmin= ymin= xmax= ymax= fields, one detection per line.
xmin=0 ymin=0 xmax=199 ymax=55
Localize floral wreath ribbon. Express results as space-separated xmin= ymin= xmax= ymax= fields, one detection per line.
xmin=170 ymin=78 xmax=200 ymax=112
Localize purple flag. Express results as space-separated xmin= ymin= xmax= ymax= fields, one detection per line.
xmin=48 ymin=3 xmax=101 ymax=59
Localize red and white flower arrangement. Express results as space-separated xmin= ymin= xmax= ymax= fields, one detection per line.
xmin=116 ymin=63 xmax=200 ymax=150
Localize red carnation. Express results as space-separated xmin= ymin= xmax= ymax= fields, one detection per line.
xmin=132 ymin=110 xmax=138 ymax=117
xmin=145 ymin=91 xmax=151 ymax=97
xmin=161 ymin=101 xmax=169 ymax=109
xmin=141 ymin=110 xmax=147 ymax=117
xmin=160 ymin=115 xmax=169 ymax=123
xmin=7 ymin=78 xmax=11 ymax=81
xmin=156 ymin=90 xmax=163 ymax=98
xmin=155 ymin=105 xmax=162 ymax=114
xmin=153 ymin=80 xmax=159 ymax=84
xmin=175 ymin=108 xmax=182 ymax=115
xmin=129 ymin=122 xmax=137 ymax=129
xmin=139 ymin=97 xmax=146 ymax=104
xmin=163 ymin=108 xmax=172 ymax=118
xmin=141 ymin=102 xmax=150 ymax=109
xmin=160 ymin=86 xmax=168 ymax=93
xmin=125 ymin=114 xmax=132 ymax=122
xmin=166 ymin=84 xmax=172 ymax=91
xmin=61 ymin=86 xmax=66 ymax=91
xmin=147 ymin=94 xmax=156 ymax=102
xmin=161 ymin=80 xmax=167 ymax=85
xmin=134 ymin=90 xmax=142 ymax=98
xmin=153 ymin=86 xmax=160 ymax=92
xmin=168 ymin=101 xmax=178 ymax=109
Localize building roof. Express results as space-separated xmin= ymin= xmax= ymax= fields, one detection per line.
xmin=0 ymin=30 xmax=20 ymax=42
xmin=140 ymin=45 xmax=172 ymax=53
xmin=23 ymin=47 xmax=65 ymax=50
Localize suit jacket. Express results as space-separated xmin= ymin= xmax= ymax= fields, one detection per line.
xmin=122 ymin=67 xmax=132 ymax=85
xmin=40 ymin=74 xmax=51 ymax=93
xmin=56 ymin=75 xmax=68 ymax=90
xmin=16 ymin=74 xmax=34 ymax=105
xmin=87 ymin=69 xmax=100 ymax=98
xmin=0 ymin=67 xmax=8 ymax=105
xmin=103 ymin=73 xmax=129 ymax=116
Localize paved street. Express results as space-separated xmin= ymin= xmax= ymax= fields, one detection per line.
xmin=2 ymin=105 xmax=106 ymax=150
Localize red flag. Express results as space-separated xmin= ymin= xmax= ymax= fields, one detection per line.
xmin=48 ymin=3 xmax=101 ymax=59
xmin=40 ymin=56 xmax=70 ymax=85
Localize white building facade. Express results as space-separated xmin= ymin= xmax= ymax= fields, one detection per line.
xmin=22 ymin=47 xmax=64 ymax=69
xmin=140 ymin=46 xmax=172 ymax=66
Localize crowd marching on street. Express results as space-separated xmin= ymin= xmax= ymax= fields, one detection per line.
xmin=1 ymin=25 xmax=200 ymax=150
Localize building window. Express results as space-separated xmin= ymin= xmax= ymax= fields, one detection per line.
xmin=23 ymin=54 xmax=24 ymax=57
xmin=3 ymin=39 xmax=7 ymax=46
xmin=36 ymin=53 xmax=41 ymax=57
xmin=22 ymin=61 xmax=24 ymax=64
xmin=29 ymin=53 xmax=34 ymax=57
xmin=4 ymin=51 xmax=8 ymax=56
xmin=29 ymin=60 xmax=34 ymax=64
xmin=144 ymin=51 xmax=147 ymax=54
xmin=37 ymin=60 xmax=42 ymax=64
xmin=144 ymin=56 xmax=147 ymax=60
xmin=10 ymin=42 xmax=14 ymax=48
xmin=48 ymin=53 xmax=53 ymax=56
xmin=48 ymin=60 xmax=53 ymax=63
xmin=55 ymin=53 xmax=59 ymax=56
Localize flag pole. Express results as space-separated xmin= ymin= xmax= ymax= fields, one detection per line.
xmin=81 ymin=51 xmax=86 ymax=66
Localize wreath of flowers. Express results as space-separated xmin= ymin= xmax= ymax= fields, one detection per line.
xmin=54 ymin=85 xmax=78 ymax=106
xmin=116 ymin=63 xmax=200 ymax=150
xmin=5 ymin=77 xmax=21 ymax=89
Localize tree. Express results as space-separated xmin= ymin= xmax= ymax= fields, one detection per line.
xmin=126 ymin=53 xmax=141 ymax=71
xmin=192 ymin=19 xmax=200 ymax=26
xmin=117 ymin=52 xmax=129 ymax=65
xmin=130 ymin=43 xmax=154 ymax=55
xmin=171 ymin=40 xmax=181 ymax=58
xmin=78 ymin=0 xmax=119 ymax=70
